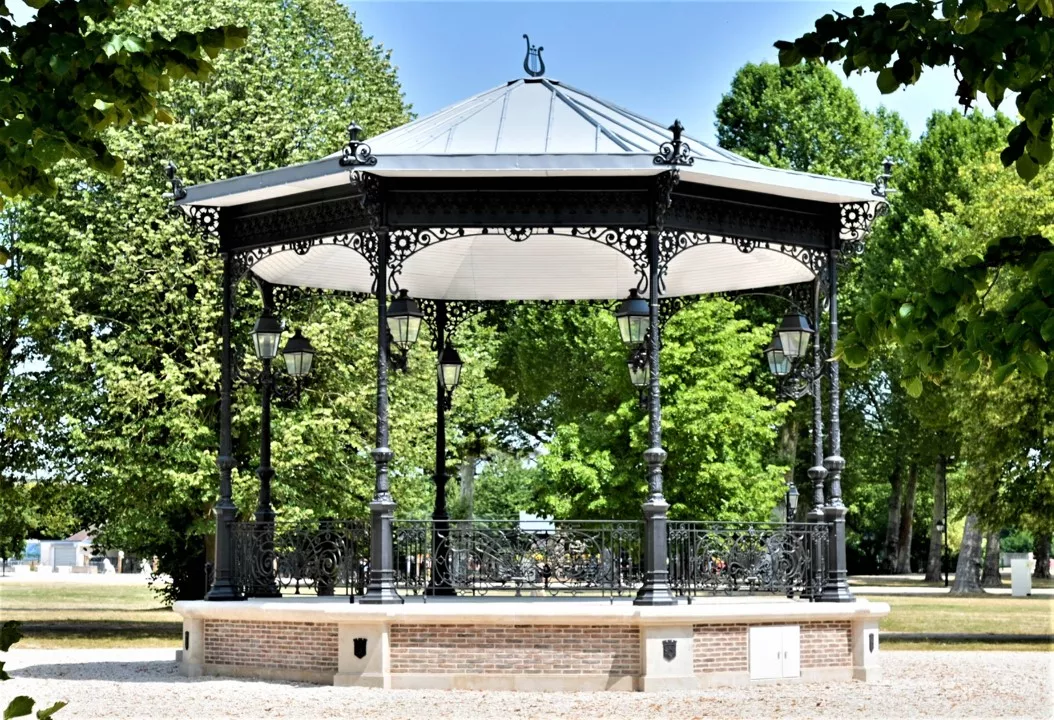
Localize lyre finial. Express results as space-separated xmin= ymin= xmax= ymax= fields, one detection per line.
xmin=522 ymin=34 xmax=545 ymax=77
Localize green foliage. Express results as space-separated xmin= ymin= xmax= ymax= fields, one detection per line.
xmin=1 ymin=621 xmax=65 ymax=720
xmin=715 ymin=62 xmax=911 ymax=180
xmin=491 ymin=301 xmax=789 ymax=521
xmin=841 ymin=163 xmax=1054 ymax=388
xmin=0 ymin=0 xmax=247 ymax=204
xmin=3 ymin=0 xmax=410 ymax=601
xmin=776 ymin=0 xmax=1054 ymax=180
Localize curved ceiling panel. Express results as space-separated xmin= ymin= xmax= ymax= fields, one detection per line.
xmin=397 ymin=232 xmax=640 ymax=300
xmin=251 ymin=243 xmax=375 ymax=293
xmin=662 ymin=242 xmax=816 ymax=297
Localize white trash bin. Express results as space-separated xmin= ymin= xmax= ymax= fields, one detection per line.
xmin=1011 ymin=558 xmax=1032 ymax=597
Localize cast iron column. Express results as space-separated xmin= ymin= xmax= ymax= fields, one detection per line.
xmin=428 ymin=301 xmax=455 ymax=595
xmin=252 ymin=282 xmax=280 ymax=597
xmin=206 ymin=254 xmax=243 ymax=601
xmin=806 ymin=277 xmax=828 ymax=598
xmin=361 ymin=224 xmax=403 ymax=604
xmin=634 ymin=228 xmax=676 ymax=606
xmin=820 ymin=252 xmax=854 ymax=602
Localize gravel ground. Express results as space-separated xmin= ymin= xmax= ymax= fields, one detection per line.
xmin=1 ymin=648 xmax=1051 ymax=719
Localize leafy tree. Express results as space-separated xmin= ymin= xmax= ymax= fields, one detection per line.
xmin=715 ymin=62 xmax=911 ymax=180
xmin=0 ymin=0 xmax=247 ymax=208
xmin=491 ymin=300 xmax=789 ymax=521
xmin=5 ymin=0 xmax=410 ymax=601
xmin=779 ymin=1 xmax=1054 ymax=388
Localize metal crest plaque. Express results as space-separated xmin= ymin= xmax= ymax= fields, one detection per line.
xmin=354 ymin=637 xmax=367 ymax=659
xmin=662 ymin=639 xmax=677 ymax=661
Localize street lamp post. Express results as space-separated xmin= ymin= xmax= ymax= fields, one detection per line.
xmin=785 ymin=482 xmax=799 ymax=523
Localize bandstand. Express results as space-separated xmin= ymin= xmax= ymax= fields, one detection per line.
xmin=170 ymin=47 xmax=889 ymax=691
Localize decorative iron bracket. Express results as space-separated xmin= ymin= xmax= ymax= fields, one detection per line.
xmin=838 ymin=201 xmax=889 ymax=258
xmin=654 ymin=120 xmax=694 ymax=167
xmin=271 ymin=284 xmax=371 ymax=317
xmin=338 ymin=122 xmax=377 ymax=167
xmin=232 ymin=348 xmax=307 ymax=406
xmin=418 ymin=299 xmax=504 ymax=352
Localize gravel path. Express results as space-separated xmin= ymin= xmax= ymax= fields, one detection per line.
xmin=1 ymin=648 xmax=1051 ymax=719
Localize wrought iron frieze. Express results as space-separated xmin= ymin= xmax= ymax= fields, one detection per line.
xmin=839 ymin=201 xmax=889 ymax=258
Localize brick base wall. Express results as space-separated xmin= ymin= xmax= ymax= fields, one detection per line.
xmin=694 ymin=624 xmax=748 ymax=674
xmin=389 ymin=624 xmax=640 ymax=676
xmin=693 ymin=621 xmax=852 ymax=675
xmin=203 ymin=620 xmax=338 ymax=674
xmin=801 ymin=620 xmax=851 ymax=669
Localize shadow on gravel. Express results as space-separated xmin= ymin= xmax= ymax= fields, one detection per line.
xmin=11 ymin=660 xmax=180 ymax=682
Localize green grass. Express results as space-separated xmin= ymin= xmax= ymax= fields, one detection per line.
xmin=863 ymin=594 xmax=1054 ymax=635
xmin=3 ymin=581 xmax=1052 ymax=650
xmin=850 ymin=573 xmax=1054 ymax=589
xmin=884 ymin=641 xmax=1054 ymax=652
xmin=0 ymin=580 xmax=181 ymax=649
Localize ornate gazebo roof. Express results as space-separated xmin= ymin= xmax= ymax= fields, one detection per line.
xmin=175 ymin=75 xmax=883 ymax=301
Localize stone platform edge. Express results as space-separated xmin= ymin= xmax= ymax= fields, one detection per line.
xmin=173 ymin=597 xmax=889 ymax=691
xmin=173 ymin=596 xmax=890 ymax=626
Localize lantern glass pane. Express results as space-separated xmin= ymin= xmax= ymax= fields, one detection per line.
xmin=440 ymin=362 xmax=461 ymax=389
xmin=253 ymin=331 xmax=282 ymax=361
xmin=387 ymin=315 xmax=422 ymax=349
xmin=627 ymin=362 xmax=648 ymax=388
xmin=284 ymin=350 xmax=314 ymax=378
xmin=765 ymin=347 xmax=790 ymax=377
xmin=779 ymin=328 xmax=809 ymax=360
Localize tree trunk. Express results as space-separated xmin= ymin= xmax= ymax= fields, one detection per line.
xmin=950 ymin=514 xmax=983 ymax=594
xmin=925 ymin=456 xmax=947 ymax=582
xmin=1034 ymin=533 xmax=1052 ymax=579
xmin=981 ymin=530 xmax=1003 ymax=587
xmin=895 ymin=464 xmax=918 ymax=574
xmin=881 ymin=464 xmax=903 ymax=574
xmin=459 ymin=457 xmax=476 ymax=520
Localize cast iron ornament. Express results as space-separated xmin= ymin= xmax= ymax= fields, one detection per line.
xmin=663 ymin=639 xmax=677 ymax=661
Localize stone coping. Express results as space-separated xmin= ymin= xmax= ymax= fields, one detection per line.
xmin=175 ymin=596 xmax=889 ymax=626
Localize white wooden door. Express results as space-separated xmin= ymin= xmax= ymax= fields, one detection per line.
xmin=748 ymin=626 xmax=784 ymax=680
xmin=748 ymin=625 xmax=800 ymax=680
xmin=780 ymin=625 xmax=801 ymax=678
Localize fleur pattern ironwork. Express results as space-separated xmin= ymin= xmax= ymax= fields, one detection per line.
xmin=667 ymin=521 xmax=827 ymax=597
xmin=393 ymin=519 xmax=643 ymax=597
xmin=231 ymin=520 xmax=371 ymax=597
xmin=839 ymin=201 xmax=889 ymax=257
xmin=231 ymin=232 xmax=380 ymax=284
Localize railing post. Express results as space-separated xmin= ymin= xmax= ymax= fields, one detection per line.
xmin=361 ymin=220 xmax=402 ymax=605
xmin=820 ymin=252 xmax=854 ymax=602
xmin=634 ymin=228 xmax=676 ymax=606
xmin=206 ymin=254 xmax=243 ymax=601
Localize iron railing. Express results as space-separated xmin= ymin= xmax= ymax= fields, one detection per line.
xmin=667 ymin=521 xmax=827 ymax=597
xmin=393 ymin=519 xmax=642 ymax=597
xmin=230 ymin=520 xmax=370 ymax=598
xmin=227 ymin=518 xmax=828 ymax=599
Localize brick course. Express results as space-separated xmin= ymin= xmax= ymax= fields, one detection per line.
xmin=800 ymin=620 xmax=851 ymax=669
xmin=693 ymin=621 xmax=852 ymax=675
xmin=203 ymin=620 xmax=338 ymax=673
xmin=389 ymin=624 xmax=640 ymax=676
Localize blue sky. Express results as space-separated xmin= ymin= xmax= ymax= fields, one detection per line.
xmin=348 ymin=1 xmax=968 ymax=143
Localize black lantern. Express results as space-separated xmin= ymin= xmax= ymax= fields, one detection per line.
xmin=764 ymin=334 xmax=791 ymax=377
xmin=777 ymin=313 xmax=813 ymax=360
xmin=282 ymin=329 xmax=315 ymax=378
xmin=438 ymin=345 xmax=463 ymax=390
xmin=252 ymin=312 xmax=283 ymax=361
xmin=935 ymin=519 xmax=946 ymax=534
xmin=615 ymin=288 xmax=649 ymax=347
xmin=387 ymin=289 xmax=424 ymax=351
xmin=785 ymin=483 xmax=799 ymax=522
xmin=627 ymin=348 xmax=649 ymax=388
